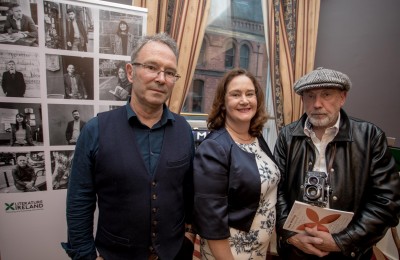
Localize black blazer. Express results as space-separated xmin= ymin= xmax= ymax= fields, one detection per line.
xmin=4 ymin=14 xmax=38 ymax=38
xmin=63 ymin=73 xmax=87 ymax=99
xmin=65 ymin=120 xmax=86 ymax=143
xmin=1 ymin=71 xmax=26 ymax=97
xmin=193 ymin=128 xmax=276 ymax=239
xmin=66 ymin=19 xmax=87 ymax=48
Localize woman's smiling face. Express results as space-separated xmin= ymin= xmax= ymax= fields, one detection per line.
xmin=224 ymin=75 xmax=257 ymax=126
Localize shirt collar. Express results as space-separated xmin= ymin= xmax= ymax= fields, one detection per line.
xmin=125 ymin=98 xmax=175 ymax=127
xmin=304 ymin=113 xmax=340 ymax=137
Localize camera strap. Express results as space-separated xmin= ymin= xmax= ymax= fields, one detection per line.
xmin=327 ymin=143 xmax=337 ymax=185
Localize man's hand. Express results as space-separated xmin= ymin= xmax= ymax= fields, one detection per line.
xmin=184 ymin=224 xmax=196 ymax=243
xmin=305 ymin=227 xmax=341 ymax=252
xmin=26 ymin=181 xmax=34 ymax=189
xmin=287 ymin=231 xmax=329 ymax=257
xmin=184 ymin=232 xmax=196 ymax=243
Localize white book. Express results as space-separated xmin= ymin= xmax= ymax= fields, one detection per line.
xmin=283 ymin=200 xmax=354 ymax=234
xmin=109 ymin=86 xmax=129 ymax=100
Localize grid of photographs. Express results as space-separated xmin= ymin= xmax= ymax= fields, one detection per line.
xmin=0 ymin=0 xmax=146 ymax=193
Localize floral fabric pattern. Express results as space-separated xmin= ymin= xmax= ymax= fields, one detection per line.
xmin=201 ymin=138 xmax=280 ymax=259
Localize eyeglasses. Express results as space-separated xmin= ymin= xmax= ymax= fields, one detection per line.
xmin=132 ymin=62 xmax=181 ymax=83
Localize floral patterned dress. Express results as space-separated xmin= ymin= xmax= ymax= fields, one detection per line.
xmin=200 ymin=138 xmax=280 ymax=259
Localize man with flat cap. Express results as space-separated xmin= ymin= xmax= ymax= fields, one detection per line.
xmin=273 ymin=67 xmax=400 ymax=259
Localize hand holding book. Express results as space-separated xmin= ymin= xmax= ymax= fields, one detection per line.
xmin=109 ymin=86 xmax=129 ymax=100
xmin=283 ymin=200 xmax=354 ymax=234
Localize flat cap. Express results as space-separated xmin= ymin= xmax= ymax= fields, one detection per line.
xmin=293 ymin=67 xmax=352 ymax=94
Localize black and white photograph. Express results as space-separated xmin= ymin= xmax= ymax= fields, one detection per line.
xmin=0 ymin=151 xmax=46 ymax=193
xmin=47 ymin=103 xmax=93 ymax=146
xmin=99 ymin=59 xmax=130 ymax=101
xmin=0 ymin=1 xmax=148 ymax=259
xmin=0 ymin=102 xmax=43 ymax=146
xmin=46 ymin=54 xmax=94 ymax=100
xmin=0 ymin=50 xmax=40 ymax=98
xmin=99 ymin=104 xmax=122 ymax=113
xmin=0 ymin=1 xmax=39 ymax=47
xmin=99 ymin=9 xmax=144 ymax=55
xmin=43 ymin=1 xmax=94 ymax=52
xmin=51 ymin=150 xmax=74 ymax=190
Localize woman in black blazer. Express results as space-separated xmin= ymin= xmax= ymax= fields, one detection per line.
xmin=193 ymin=68 xmax=280 ymax=259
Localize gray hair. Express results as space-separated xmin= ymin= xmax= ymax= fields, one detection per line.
xmin=130 ymin=32 xmax=179 ymax=63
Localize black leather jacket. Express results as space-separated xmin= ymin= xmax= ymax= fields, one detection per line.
xmin=273 ymin=109 xmax=400 ymax=259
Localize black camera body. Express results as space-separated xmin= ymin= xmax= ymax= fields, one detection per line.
xmin=303 ymin=171 xmax=329 ymax=207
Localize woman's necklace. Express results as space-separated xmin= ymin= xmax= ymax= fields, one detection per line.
xmin=225 ymin=124 xmax=253 ymax=142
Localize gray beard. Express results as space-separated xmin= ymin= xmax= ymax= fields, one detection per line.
xmin=309 ymin=116 xmax=331 ymax=128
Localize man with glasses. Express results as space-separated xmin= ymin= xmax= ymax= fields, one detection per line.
xmin=62 ymin=33 xmax=195 ymax=260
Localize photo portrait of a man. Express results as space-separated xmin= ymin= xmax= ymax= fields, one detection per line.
xmin=0 ymin=2 xmax=38 ymax=47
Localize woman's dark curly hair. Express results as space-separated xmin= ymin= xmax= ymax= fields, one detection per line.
xmin=207 ymin=68 xmax=268 ymax=137
xmin=116 ymin=20 xmax=129 ymax=36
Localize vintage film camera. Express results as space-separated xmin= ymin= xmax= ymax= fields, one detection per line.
xmin=303 ymin=171 xmax=330 ymax=207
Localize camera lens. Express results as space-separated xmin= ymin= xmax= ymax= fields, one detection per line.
xmin=303 ymin=171 xmax=328 ymax=207
xmin=305 ymin=185 xmax=321 ymax=200
xmin=308 ymin=176 xmax=319 ymax=185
